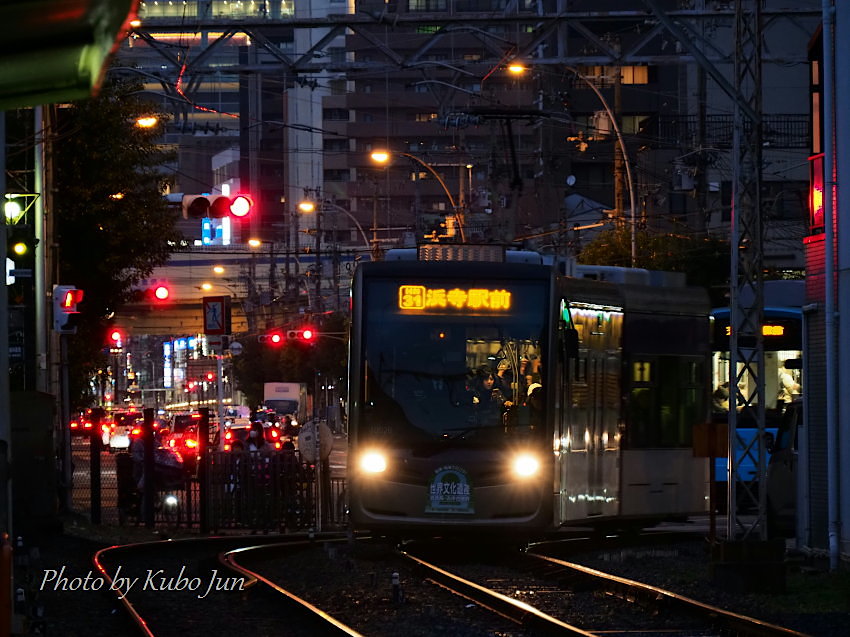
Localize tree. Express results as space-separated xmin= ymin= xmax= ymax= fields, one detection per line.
xmin=577 ymin=227 xmax=731 ymax=304
xmin=52 ymin=76 xmax=181 ymax=405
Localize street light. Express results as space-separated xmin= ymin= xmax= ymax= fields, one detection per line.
xmin=369 ymin=150 xmax=467 ymax=243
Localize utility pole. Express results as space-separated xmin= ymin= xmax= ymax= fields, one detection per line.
xmin=613 ymin=63 xmax=625 ymax=221
xmin=314 ymin=200 xmax=322 ymax=312
xmin=371 ymin=179 xmax=381 ymax=261
xmin=727 ymin=0 xmax=766 ymax=542
xmin=0 ymin=113 xmax=12 ymax=536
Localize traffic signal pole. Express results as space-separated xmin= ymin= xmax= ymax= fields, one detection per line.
xmin=0 ymin=113 xmax=13 ymax=541
xmin=58 ymin=334 xmax=72 ymax=512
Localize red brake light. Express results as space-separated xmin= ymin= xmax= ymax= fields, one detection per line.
xmin=184 ymin=438 xmax=198 ymax=449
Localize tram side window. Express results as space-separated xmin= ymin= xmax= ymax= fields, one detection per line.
xmin=626 ymin=357 xmax=704 ymax=448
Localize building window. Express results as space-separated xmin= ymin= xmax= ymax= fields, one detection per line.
xmin=415 ymin=113 xmax=438 ymax=122
xmin=575 ymin=65 xmax=651 ymax=88
xmin=323 ymin=139 xmax=349 ymax=152
xmin=324 ymin=169 xmax=349 ymax=182
xmin=621 ymin=115 xmax=651 ymax=134
xmin=323 ymin=108 xmax=349 ymax=121
xmin=408 ymin=0 xmax=447 ymax=11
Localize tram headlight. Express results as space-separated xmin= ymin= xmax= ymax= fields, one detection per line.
xmin=359 ymin=450 xmax=388 ymax=474
xmin=512 ymin=453 xmax=540 ymax=478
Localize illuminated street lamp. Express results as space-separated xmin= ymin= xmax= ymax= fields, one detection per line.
xmin=135 ymin=115 xmax=158 ymax=128
xmin=369 ymin=150 xmax=467 ymax=243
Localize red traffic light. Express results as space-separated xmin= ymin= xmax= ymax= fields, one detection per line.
xmin=60 ymin=288 xmax=84 ymax=310
xmin=229 ymin=195 xmax=253 ymax=218
xmin=108 ymin=328 xmax=125 ymax=348
xmin=287 ymin=327 xmax=318 ymax=342
xmin=53 ymin=285 xmax=83 ymax=333
xmin=258 ymin=330 xmax=284 ymax=345
xmin=182 ymin=194 xmax=254 ymax=219
xmin=153 ymin=284 xmax=170 ymax=301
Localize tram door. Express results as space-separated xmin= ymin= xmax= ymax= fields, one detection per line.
xmin=556 ymin=304 xmax=623 ymax=523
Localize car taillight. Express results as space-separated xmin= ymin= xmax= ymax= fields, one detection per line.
xmin=184 ymin=438 xmax=198 ymax=449
xmin=270 ymin=429 xmax=280 ymax=439
xmin=274 ymin=441 xmax=281 ymax=449
xmin=70 ymin=421 xmax=79 ymax=429
xmin=83 ymin=421 xmax=93 ymax=429
xmin=224 ymin=443 xmax=231 ymax=451
xmin=225 ymin=431 xmax=233 ymax=441
xmin=130 ymin=427 xmax=141 ymax=437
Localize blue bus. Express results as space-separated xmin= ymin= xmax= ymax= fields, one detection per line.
xmin=710 ymin=280 xmax=803 ymax=509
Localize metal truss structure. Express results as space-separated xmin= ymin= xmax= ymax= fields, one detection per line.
xmin=131 ymin=1 xmax=818 ymax=542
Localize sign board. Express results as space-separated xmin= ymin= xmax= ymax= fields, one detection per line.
xmin=207 ymin=335 xmax=225 ymax=352
xmin=202 ymin=296 xmax=231 ymax=335
xmin=298 ymin=421 xmax=334 ymax=464
xmin=228 ymin=341 xmax=243 ymax=356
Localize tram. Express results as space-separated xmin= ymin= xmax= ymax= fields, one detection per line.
xmin=347 ymin=247 xmax=711 ymax=536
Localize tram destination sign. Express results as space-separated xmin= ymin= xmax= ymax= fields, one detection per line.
xmin=398 ymin=284 xmax=512 ymax=313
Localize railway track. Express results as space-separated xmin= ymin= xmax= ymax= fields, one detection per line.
xmin=94 ymin=533 xmax=362 ymax=637
xmin=404 ymin=537 xmax=812 ymax=637
xmin=94 ymin=532 xmax=813 ymax=637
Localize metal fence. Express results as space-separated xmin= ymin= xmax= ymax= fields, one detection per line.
xmin=71 ymin=438 xmax=347 ymax=532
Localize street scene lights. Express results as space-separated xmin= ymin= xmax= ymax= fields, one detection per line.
xmin=369 ymin=150 xmax=467 ymax=243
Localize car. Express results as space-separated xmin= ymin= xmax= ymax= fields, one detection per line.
xmin=70 ymin=409 xmax=112 ymax=450
xmin=69 ymin=414 xmax=96 ymax=437
xmin=159 ymin=413 xmax=202 ymax=465
xmin=110 ymin=412 xmax=145 ymax=451
xmin=221 ymin=423 xmax=252 ymax=452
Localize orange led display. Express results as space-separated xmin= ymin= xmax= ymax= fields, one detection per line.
xmin=724 ymin=324 xmax=785 ymax=337
xmin=398 ymin=285 xmax=512 ymax=311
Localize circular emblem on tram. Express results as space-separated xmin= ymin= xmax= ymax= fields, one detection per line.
xmin=426 ymin=465 xmax=474 ymax=514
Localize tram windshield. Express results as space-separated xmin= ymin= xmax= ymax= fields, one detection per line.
xmin=359 ymin=278 xmax=548 ymax=444
xmin=710 ymin=311 xmax=802 ymax=415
